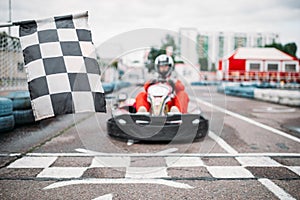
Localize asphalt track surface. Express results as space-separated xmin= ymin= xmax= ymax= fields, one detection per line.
xmin=0 ymin=85 xmax=299 ymax=199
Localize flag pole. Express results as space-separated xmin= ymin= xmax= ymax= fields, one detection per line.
xmin=8 ymin=0 xmax=12 ymax=35
xmin=0 ymin=22 xmax=15 ymax=28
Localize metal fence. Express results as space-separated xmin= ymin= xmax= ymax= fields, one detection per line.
xmin=0 ymin=32 xmax=27 ymax=91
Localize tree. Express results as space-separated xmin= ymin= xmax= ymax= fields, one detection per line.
xmin=284 ymin=43 xmax=297 ymax=57
xmin=110 ymin=60 xmax=118 ymax=69
xmin=265 ymin=42 xmax=297 ymax=57
xmin=161 ymin=34 xmax=177 ymax=53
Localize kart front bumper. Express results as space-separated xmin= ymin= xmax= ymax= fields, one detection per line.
xmin=107 ymin=114 xmax=209 ymax=142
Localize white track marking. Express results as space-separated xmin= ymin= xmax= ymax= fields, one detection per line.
xmin=207 ymin=166 xmax=254 ymax=178
xmin=37 ymin=167 xmax=87 ymax=178
xmin=125 ymin=167 xmax=169 ymax=179
xmin=155 ymin=148 xmax=178 ymax=154
xmin=90 ymin=156 xmax=130 ymax=168
xmin=0 ymin=153 xmax=21 ymax=157
xmin=208 ymin=131 xmax=238 ymax=154
xmin=75 ymin=148 xmax=178 ymax=156
xmin=258 ymin=179 xmax=296 ymax=200
xmin=236 ymin=156 xmax=282 ymax=167
xmin=43 ymin=178 xmax=194 ymax=190
xmin=196 ymin=98 xmax=300 ymax=143
xmin=7 ymin=156 xmax=57 ymax=168
xmin=25 ymin=151 xmax=300 ymax=157
xmin=287 ymin=166 xmax=300 ymax=176
xmin=75 ymin=148 xmax=103 ymax=155
xmin=92 ymin=193 xmax=113 ymax=200
xmin=165 ymin=157 xmax=204 ymax=167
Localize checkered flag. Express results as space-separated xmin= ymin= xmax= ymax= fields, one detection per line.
xmin=16 ymin=11 xmax=106 ymax=121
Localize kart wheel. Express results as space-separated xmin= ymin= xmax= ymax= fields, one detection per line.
xmin=195 ymin=116 xmax=209 ymax=139
xmin=107 ymin=118 xmax=134 ymax=140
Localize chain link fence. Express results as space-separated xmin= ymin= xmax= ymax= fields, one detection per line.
xmin=0 ymin=31 xmax=27 ymax=91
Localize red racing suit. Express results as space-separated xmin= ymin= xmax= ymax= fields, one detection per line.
xmin=135 ymin=79 xmax=189 ymax=113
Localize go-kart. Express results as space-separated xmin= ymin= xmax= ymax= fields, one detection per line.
xmin=107 ymin=81 xmax=209 ymax=142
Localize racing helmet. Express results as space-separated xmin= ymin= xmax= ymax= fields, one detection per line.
xmin=154 ymin=54 xmax=174 ymax=78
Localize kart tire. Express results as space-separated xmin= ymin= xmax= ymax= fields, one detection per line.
xmin=13 ymin=109 xmax=35 ymax=125
xmin=107 ymin=118 xmax=133 ymax=140
xmin=195 ymin=116 xmax=209 ymax=139
xmin=0 ymin=97 xmax=13 ymax=117
xmin=0 ymin=115 xmax=15 ymax=133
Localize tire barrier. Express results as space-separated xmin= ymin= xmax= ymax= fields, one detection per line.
xmin=224 ymin=86 xmax=255 ymax=99
xmin=0 ymin=97 xmax=13 ymax=117
xmin=254 ymin=89 xmax=300 ymax=106
xmin=13 ymin=109 xmax=35 ymax=125
xmin=216 ymin=83 xmax=300 ymax=106
xmin=217 ymin=83 xmax=255 ymax=99
xmin=1 ymin=91 xmax=35 ymax=131
xmin=4 ymin=91 xmax=31 ymax=110
xmin=103 ymin=83 xmax=114 ymax=94
xmin=191 ymin=81 xmax=220 ymax=86
xmin=111 ymin=81 xmax=131 ymax=90
xmin=217 ymin=82 xmax=239 ymax=93
xmin=103 ymin=81 xmax=131 ymax=94
xmin=0 ymin=115 xmax=15 ymax=133
xmin=0 ymin=97 xmax=15 ymax=133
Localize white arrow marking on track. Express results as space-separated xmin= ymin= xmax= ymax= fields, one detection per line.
xmin=75 ymin=148 xmax=178 ymax=155
xmin=43 ymin=178 xmax=194 ymax=190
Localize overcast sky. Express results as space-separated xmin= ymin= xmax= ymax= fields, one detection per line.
xmin=1 ymin=0 xmax=300 ymax=57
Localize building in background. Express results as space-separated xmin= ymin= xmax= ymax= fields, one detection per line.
xmin=218 ymin=47 xmax=300 ymax=83
xmin=178 ymin=29 xmax=279 ymax=71
xmin=178 ymin=28 xmax=199 ymax=66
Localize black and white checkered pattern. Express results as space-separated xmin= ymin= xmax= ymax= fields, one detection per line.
xmin=17 ymin=12 xmax=106 ymax=121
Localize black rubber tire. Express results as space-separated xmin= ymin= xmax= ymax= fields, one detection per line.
xmin=0 ymin=97 xmax=13 ymax=117
xmin=6 ymin=91 xmax=31 ymax=110
xmin=0 ymin=115 xmax=15 ymax=133
xmin=13 ymin=109 xmax=35 ymax=125
xmin=12 ymin=98 xmax=31 ymax=110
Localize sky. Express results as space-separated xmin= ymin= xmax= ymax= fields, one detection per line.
xmin=0 ymin=0 xmax=300 ymax=57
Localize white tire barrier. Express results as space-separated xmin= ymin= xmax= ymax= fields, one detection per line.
xmin=254 ymin=89 xmax=300 ymax=106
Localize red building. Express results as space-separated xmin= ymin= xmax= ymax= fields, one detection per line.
xmin=218 ymin=47 xmax=300 ymax=83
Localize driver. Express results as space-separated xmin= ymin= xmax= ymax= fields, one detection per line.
xmin=135 ymin=54 xmax=189 ymax=113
